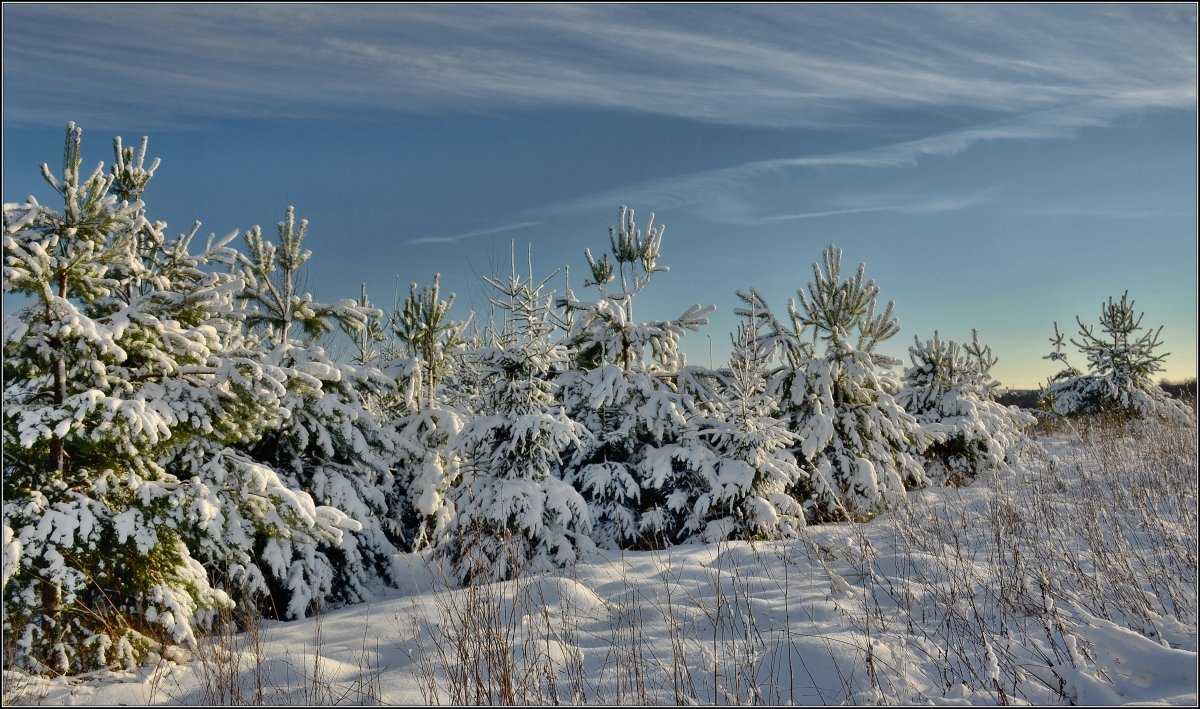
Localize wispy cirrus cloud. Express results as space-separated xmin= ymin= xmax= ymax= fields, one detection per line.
xmin=758 ymin=189 xmax=995 ymax=224
xmin=407 ymin=221 xmax=539 ymax=246
xmin=3 ymin=4 xmax=1194 ymax=129
xmin=533 ymin=95 xmax=1191 ymax=223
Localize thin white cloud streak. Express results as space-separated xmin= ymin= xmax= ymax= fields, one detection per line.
xmin=3 ymin=4 xmax=1194 ymax=129
xmin=407 ymin=221 xmax=540 ymax=246
xmin=759 ymin=190 xmax=993 ymax=223
xmin=534 ymin=96 xmax=1191 ymax=221
xmin=760 ymin=206 xmax=892 ymax=222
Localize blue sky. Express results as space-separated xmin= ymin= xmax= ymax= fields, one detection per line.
xmin=3 ymin=3 xmax=1196 ymax=388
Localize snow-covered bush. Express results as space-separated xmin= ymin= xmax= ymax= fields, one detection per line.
xmin=438 ymin=270 xmax=592 ymax=584
xmin=1039 ymin=292 xmax=1192 ymax=424
xmin=557 ymin=206 xmax=714 ymax=548
xmin=738 ymin=244 xmax=926 ymax=522
xmin=2 ymin=124 xmax=349 ymax=672
xmin=898 ymin=330 xmax=1035 ymax=485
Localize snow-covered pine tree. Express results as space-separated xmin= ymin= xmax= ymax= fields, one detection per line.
xmin=232 ymin=207 xmax=405 ymax=617
xmin=347 ymin=283 xmax=390 ymax=368
xmin=737 ymin=244 xmax=926 ymax=522
xmin=557 ymin=206 xmax=714 ymax=549
xmin=898 ymin=330 xmax=1035 ymax=485
xmin=387 ymin=275 xmax=468 ymax=552
xmin=1041 ymin=320 xmax=1082 ymax=388
xmin=392 ymin=273 xmax=470 ymax=409
xmin=1038 ymin=292 xmax=1192 ymax=423
xmin=2 ymin=124 xmax=350 ymax=673
xmin=688 ymin=323 xmax=807 ymax=542
xmin=438 ymin=267 xmax=591 ymax=584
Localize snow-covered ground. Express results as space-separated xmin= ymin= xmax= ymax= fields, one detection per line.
xmin=5 ymin=427 xmax=1196 ymax=706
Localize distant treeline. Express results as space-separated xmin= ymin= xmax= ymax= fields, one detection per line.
xmin=998 ymin=378 xmax=1198 ymax=410
xmin=1161 ymin=378 xmax=1199 ymax=401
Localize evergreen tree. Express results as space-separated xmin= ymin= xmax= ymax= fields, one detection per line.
xmin=738 ymin=244 xmax=926 ymax=522
xmin=392 ymin=274 xmax=469 ymax=409
xmin=387 ymin=275 xmax=468 ymax=552
xmin=232 ymin=207 xmax=404 ymax=617
xmin=439 ymin=268 xmax=591 ymax=584
xmin=2 ymin=125 xmax=349 ymax=672
xmin=557 ymin=206 xmax=713 ymax=548
xmin=346 ymin=283 xmax=390 ymax=368
xmin=688 ymin=323 xmax=807 ymax=541
xmin=1038 ymin=292 xmax=1192 ymax=423
xmin=1041 ymin=320 xmax=1082 ymax=386
xmin=898 ymin=330 xmax=1035 ymax=485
